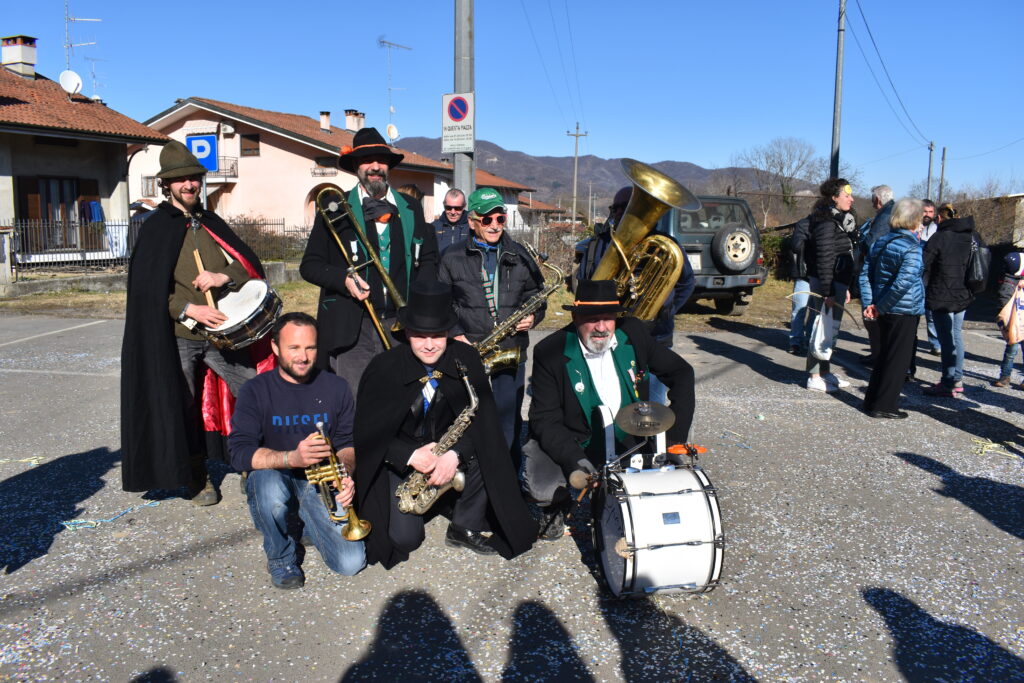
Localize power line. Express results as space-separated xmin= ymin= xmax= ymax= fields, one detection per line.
xmin=546 ymin=0 xmax=580 ymax=123
xmin=951 ymin=136 xmax=1024 ymax=161
xmin=858 ymin=144 xmax=927 ymax=166
xmin=519 ymin=0 xmax=570 ymax=130
xmin=846 ymin=20 xmax=925 ymax=146
xmin=853 ymin=0 xmax=929 ymax=144
xmin=562 ymin=0 xmax=587 ymax=132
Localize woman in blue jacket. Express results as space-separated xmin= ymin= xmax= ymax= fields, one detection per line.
xmin=859 ymin=198 xmax=926 ymax=419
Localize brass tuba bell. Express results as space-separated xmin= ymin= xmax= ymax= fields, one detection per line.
xmin=591 ymin=159 xmax=702 ymax=320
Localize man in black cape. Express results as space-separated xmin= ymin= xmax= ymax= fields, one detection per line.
xmin=121 ymin=141 xmax=273 ymax=504
xmin=353 ymin=281 xmax=537 ymax=569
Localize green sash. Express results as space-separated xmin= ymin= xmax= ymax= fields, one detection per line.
xmin=345 ymin=187 xmax=416 ymax=290
xmin=562 ymin=329 xmax=640 ymax=448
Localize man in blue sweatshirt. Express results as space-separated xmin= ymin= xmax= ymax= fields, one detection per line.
xmin=229 ymin=312 xmax=366 ymax=589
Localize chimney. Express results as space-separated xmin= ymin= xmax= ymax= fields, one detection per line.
xmin=2 ymin=35 xmax=37 ymax=78
xmin=344 ymin=109 xmax=365 ymax=132
xmin=319 ymin=111 xmax=331 ymax=132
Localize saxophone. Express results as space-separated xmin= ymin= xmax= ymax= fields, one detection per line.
xmin=474 ymin=244 xmax=566 ymax=375
xmin=395 ymin=359 xmax=478 ymax=515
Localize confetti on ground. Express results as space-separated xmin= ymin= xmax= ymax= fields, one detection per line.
xmin=60 ymin=501 xmax=161 ymax=530
xmin=720 ymin=429 xmax=752 ymax=450
xmin=0 ymin=456 xmax=45 ymax=466
xmin=970 ymin=438 xmax=1018 ymax=460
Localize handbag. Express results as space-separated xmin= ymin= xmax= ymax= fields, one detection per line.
xmin=997 ymin=285 xmax=1024 ymax=345
xmin=809 ymin=305 xmax=835 ymax=361
xmin=965 ymin=233 xmax=991 ymax=294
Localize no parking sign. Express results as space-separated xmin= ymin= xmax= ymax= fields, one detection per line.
xmin=442 ymin=92 xmax=474 ymax=154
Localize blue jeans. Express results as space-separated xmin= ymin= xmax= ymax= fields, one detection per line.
xmin=924 ymin=310 xmax=940 ymax=351
xmin=999 ymin=342 xmax=1021 ymax=379
xmin=790 ymin=279 xmax=810 ymax=349
xmin=932 ymin=310 xmax=966 ymax=386
xmin=246 ymin=469 xmax=365 ymax=576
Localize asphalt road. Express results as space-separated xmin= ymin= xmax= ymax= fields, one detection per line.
xmin=0 ymin=313 xmax=1021 ymax=682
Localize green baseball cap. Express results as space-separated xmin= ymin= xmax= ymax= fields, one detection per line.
xmin=467 ymin=187 xmax=505 ymax=215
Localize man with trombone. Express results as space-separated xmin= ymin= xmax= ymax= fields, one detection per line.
xmin=300 ymin=127 xmax=439 ymax=390
xmin=439 ymin=187 xmax=549 ymax=470
xmin=229 ymin=313 xmax=366 ymax=589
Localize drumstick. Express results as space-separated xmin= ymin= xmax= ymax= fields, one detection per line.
xmin=192 ymin=249 xmax=217 ymax=309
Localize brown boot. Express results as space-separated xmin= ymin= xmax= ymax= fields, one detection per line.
xmin=190 ymin=478 xmax=219 ymax=506
xmin=992 ymin=376 xmax=1012 ymax=388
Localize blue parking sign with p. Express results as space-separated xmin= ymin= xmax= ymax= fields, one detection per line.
xmin=186 ymin=135 xmax=218 ymax=173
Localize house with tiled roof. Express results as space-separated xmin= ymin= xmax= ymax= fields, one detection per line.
xmin=131 ymin=97 xmax=456 ymax=228
xmin=0 ymin=35 xmax=166 ymax=261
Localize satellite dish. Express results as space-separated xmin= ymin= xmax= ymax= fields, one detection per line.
xmin=58 ymin=70 xmax=83 ymax=96
xmin=386 ymin=124 xmax=399 ymax=141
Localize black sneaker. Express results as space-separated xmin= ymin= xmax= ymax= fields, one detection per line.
xmin=538 ymin=506 xmax=566 ymax=541
xmin=269 ymin=564 xmax=304 ymax=590
xmin=445 ymin=524 xmax=497 ymax=555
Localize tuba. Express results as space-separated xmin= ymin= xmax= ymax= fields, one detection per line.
xmin=306 ymin=421 xmax=371 ymax=541
xmin=591 ymin=159 xmax=702 ymax=320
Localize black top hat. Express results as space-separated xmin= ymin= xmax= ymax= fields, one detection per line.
xmin=397 ymin=280 xmax=459 ymax=334
xmin=338 ymin=127 xmax=404 ymax=172
xmin=563 ymin=279 xmax=626 ymax=314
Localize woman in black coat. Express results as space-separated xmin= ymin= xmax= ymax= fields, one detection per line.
xmin=803 ymin=178 xmax=858 ymax=392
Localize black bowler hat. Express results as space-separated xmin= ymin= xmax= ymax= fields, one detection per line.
xmin=338 ymin=127 xmax=404 ymax=172
xmin=563 ymin=279 xmax=626 ymax=314
xmin=397 ymin=280 xmax=459 ymax=334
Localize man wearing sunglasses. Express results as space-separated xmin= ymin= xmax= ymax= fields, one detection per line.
xmin=432 ymin=188 xmax=470 ymax=255
xmin=439 ymin=187 xmax=547 ymax=470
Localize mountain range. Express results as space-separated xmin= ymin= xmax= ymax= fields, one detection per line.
xmin=397 ymin=137 xmax=758 ymax=216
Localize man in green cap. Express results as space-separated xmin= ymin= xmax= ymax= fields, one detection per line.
xmin=438 ymin=187 xmax=547 ymax=470
xmin=121 ymin=140 xmax=273 ymax=506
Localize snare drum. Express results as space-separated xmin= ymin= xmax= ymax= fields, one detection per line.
xmin=203 ymin=280 xmax=282 ymax=350
xmin=595 ymin=466 xmax=723 ymax=597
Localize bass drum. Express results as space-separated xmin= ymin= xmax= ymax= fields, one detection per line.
xmin=595 ymin=466 xmax=723 ymax=597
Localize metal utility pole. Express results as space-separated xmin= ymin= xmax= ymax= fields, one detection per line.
xmin=567 ymin=122 xmax=588 ymax=230
xmin=926 ymin=141 xmax=935 ymax=199
xmin=453 ymin=0 xmax=475 ymax=195
xmin=938 ymin=147 xmax=947 ymax=203
xmin=379 ymin=38 xmax=411 ymax=127
xmin=587 ymin=180 xmax=593 ymax=225
xmin=829 ymin=0 xmax=846 ymax=179
xmin=64 ymin=0 xmax=100 ymax=71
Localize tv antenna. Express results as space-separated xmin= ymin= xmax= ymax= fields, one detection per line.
xmin=64 ymin=0 xmax=101 ymax=70
xmin=83 ymin=56 xmax=106 ymax=99
xmin=378 ymin=37 xmax=411 ymax=125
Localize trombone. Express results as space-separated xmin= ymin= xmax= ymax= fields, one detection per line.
xmin=314 ymin=186 xmax=407 ymax=350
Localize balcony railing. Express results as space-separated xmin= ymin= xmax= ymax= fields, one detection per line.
xmin=207 ymin=156 xmax=238 ymax=179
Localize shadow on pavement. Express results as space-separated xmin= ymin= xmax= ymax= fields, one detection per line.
xmin=907 ymin=403 xmax=1024 ymax=458
xmin=893 ymin=452 xmax=1023 ymax=540
xmin=695 ymin=318 xmax=797 ymax=385
xmin=863 ymin=587 xmax=1024 ymax=680
xmin=0 ymin=447 xmax=120 ymax=574
xmin=131 ymin=667 xmax=177 ymax=682
xmin=502 ymin=600 xmax=594 ymax=681
xmin=341 ymin=589 xmax=481 ymax=682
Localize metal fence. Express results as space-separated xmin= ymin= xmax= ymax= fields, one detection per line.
xmin=6 ymin=216 xmax=302 ymax=273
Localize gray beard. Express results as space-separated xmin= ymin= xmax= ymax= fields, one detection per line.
xmin=364 ymin=177 xmax=387 ymax=198
xmin=583 ymin=334 xmax=612 ymax=354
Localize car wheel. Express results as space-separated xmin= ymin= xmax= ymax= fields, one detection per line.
xmin=711 ymin=223 xmax=759 ymax=273
xmin=714 ymin=297 xmax=736 ymax=314
xmin=728 ymin=300 xmax=749 ymax=317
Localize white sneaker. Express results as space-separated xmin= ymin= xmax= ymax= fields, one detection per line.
xmin=806 ymin=375 xmax=835 ymax=392
xmin=823 ymin=372 xmax=850 ymax=388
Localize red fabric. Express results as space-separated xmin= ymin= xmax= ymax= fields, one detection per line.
xmin=199 ymin=226 xmax=278 ymax=436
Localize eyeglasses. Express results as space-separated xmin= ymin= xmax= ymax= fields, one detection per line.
xmin=477 ymin=214 xmax=507 ymax=226
xmin=444 ymin=205 xmax=465 ymax=211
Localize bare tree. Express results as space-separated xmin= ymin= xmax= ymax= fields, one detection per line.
xmin=735 ymin=137 xmax=819 ymax=227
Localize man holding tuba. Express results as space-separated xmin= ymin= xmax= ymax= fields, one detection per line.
xmin=354 ymin=281 xmax=537 ymax=568
xmin=300 ymin=127 xmax=439 ymax=391
xmin=522 ymin=280 xmax=696 ymax=540
xmin=439 ymin=187 xmax=547 ymax=469
xmin=228 ymin=313 xmax=366 ymax=589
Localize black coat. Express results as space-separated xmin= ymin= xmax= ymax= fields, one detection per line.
xmin=353 ymin=341 xmax=536 ymax=569
xmin=120 ymin=202 xmax=266 ymax=492
xmin=300 ymin=189 xmax=438 ymax=366
xmin=805 ymin=204 xmax=858 ymax=297
xmin=923 ymin=216 xmax=976 ymax=313
xmin=528 ymin=317 xmax=695 ymax=475
xmin=438 ymin=235 xmax=547 ymax=355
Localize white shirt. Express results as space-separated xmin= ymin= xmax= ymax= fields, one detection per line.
xmin=580 ymin=335 xmax=622 ymax=418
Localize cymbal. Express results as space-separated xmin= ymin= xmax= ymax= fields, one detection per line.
xmin=614 ymin=401 xmax=675 ymax=437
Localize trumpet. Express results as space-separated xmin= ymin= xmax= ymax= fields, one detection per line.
xmin=306 ymin=420 xmax=371 ymax=541
xmin=314 ymin=186 xmax=407 ymax=350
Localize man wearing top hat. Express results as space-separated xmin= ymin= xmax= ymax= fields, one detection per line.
xmin=121 ymin=141 xmax=273 ymax=505
xmin=522 ymin=280 xmax=696 ymax=539
xmin=300 ymin=127 xmax=439 ymax=391
xmin=353 ymin=280 xmax=537 ymax=568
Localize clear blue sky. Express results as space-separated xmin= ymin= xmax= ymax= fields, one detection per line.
xmin=7 ymin=1 xmax=1023 ymax=198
